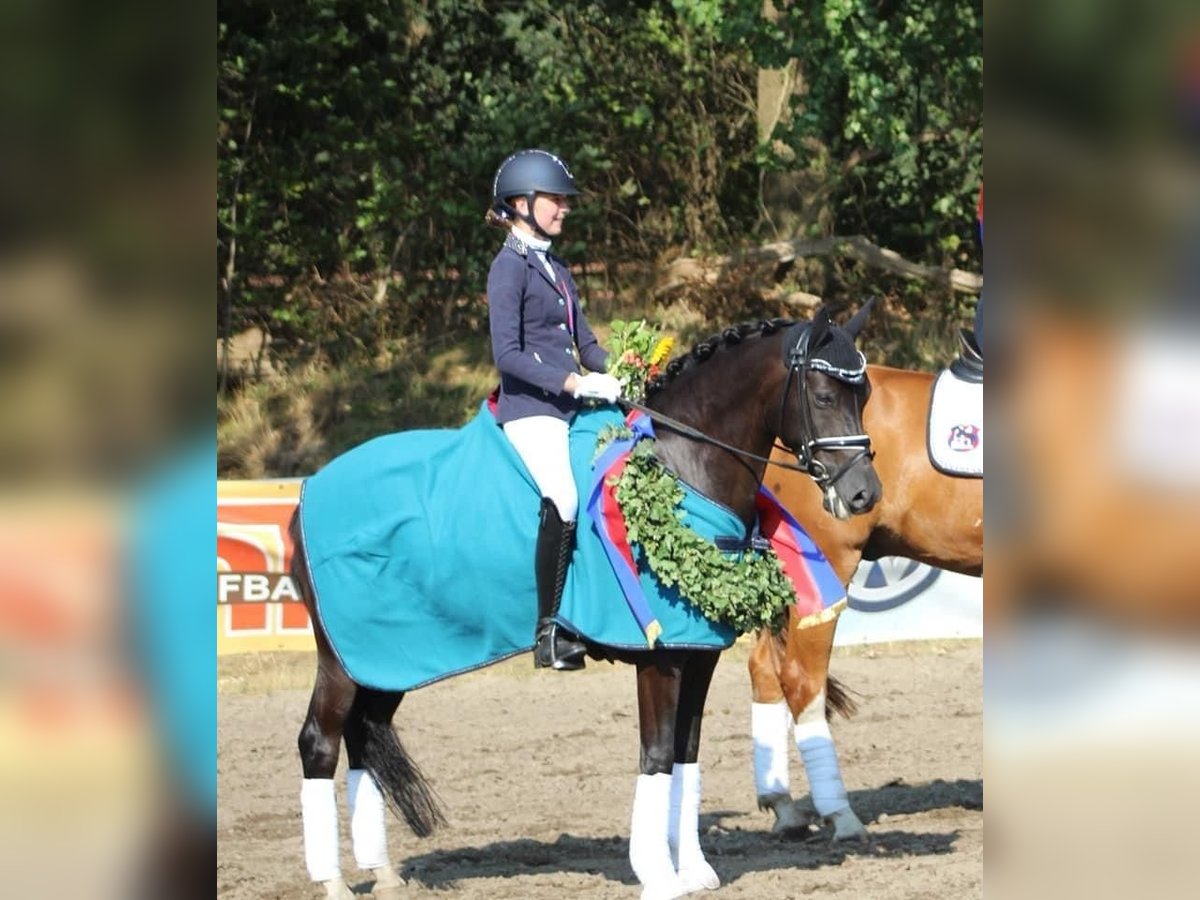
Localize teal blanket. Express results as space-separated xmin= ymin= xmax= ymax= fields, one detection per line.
xmin=299 ymin=403 xmax=739 ymax=691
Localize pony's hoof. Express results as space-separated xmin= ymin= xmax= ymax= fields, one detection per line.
xmin=678 ymin=861 xmax=721 ymax=891
xmin=770 ymin=801 xmax=817 ymax=840
xmin=369 ymin=865 xmax=406 ymax=897
xmin=828 ymin=807 xmax=868 ymax=842
xmin=318 ymin=878 xmax=356 ymax=900
xmin=639 ymin=875 xmax=689 ymax=900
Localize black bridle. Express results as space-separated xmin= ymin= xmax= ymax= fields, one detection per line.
xmin=777 ymin=326 xmax=874 ymax=492
xmin=619 ymin=326 xmax=874 ymax=492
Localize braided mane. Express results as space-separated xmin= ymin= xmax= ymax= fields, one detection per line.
xmin=645 ymin=318 xmax=794 ymax=401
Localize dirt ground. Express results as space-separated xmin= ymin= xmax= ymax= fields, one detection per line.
xmin=218 ymin=640 xmax=981 ymax=899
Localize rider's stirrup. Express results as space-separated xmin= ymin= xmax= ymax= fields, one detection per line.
xmin=534 ymin=619 xmax=586 ymax=670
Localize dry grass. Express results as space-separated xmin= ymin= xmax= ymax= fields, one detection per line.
xmin=218 ymin=651 xmax=318 ymax=695
xmin=217 ymin=337 xmax=497 ymax=479
xmin=216 ymin=637 xmax=980 ymax=697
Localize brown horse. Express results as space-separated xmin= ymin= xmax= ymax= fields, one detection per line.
xmin=747 ymin=363 xmax=983 ymax=838
xmin=290 ymin=308 xmax=881 ymax=900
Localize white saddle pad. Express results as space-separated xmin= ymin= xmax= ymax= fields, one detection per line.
xmin=927 ymin=368 xmax=983 ymax=477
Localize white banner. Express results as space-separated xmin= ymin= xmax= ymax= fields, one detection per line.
xmin=833 ymin=557 xmax=983 ymax=646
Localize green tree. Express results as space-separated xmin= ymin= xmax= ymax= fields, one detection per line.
xmin=677 ymin=0 xmax=983 ymax=265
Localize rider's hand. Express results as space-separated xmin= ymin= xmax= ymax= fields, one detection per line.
xmin=571 ymin=372 xmax=622 ymax=403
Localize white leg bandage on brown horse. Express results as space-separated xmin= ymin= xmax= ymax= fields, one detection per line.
xmin=346 ymin=769 xmax=404 ymax=894
xmin=751 ymin=701 xmax=814 ymax=835
xmin=668 ymin=763 xmax=719 ymax=891
xmin=301 ymin=778 xmax=354 ymax=898
xmin=793 ymin=689 xmax=867 ymax=840
xmin=346 ymin=769 xmax=388 ymax=869
xmin=629 ymin=772 xmax=688 ymax=900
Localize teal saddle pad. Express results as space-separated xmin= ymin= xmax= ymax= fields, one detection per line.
xmin=298 ymin=403 xmax=739 ymax=691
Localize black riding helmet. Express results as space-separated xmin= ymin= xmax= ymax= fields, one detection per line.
xmin=491 ymin=149 xmax=579 ymax=237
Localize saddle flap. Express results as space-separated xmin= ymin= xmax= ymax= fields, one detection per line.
xmin=927 ymin=369 xmax=983 ymax=478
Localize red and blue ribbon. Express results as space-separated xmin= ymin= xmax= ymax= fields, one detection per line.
xmin=586 ymin=412 xmax=846 ymax=646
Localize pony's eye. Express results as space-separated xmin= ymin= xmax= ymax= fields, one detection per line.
xmin=815 ymin=393 xmax=835 ymax=408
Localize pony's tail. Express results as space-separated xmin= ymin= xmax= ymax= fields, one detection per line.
xmin=825 ymin=674 xmax=859 ymax=721
xmin=352 ymin=715 xmax=446 ymax=837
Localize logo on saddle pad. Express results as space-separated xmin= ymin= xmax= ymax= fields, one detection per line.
xmin=947 ymin=424 xmax=980 ymax=452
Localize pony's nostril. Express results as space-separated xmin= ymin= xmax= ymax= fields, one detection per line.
xmin=851 ymin=490 xmax=870 ymax=510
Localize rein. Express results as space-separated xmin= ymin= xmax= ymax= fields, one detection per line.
xmin=618 ymin=399 xmax=815 ymax=474
xmin=619 ymin=327 xmax=874 ymax=489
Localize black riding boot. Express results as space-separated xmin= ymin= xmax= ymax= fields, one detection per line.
xmin=533 ymin=498 xmax=587 ymax=670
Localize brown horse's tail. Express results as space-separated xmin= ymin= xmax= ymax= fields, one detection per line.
xmin=825 ymin=674 xmax=858 ymax=721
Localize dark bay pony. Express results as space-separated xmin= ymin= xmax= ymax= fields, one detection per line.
xmin=747 ymin=363 xmax=983 ymax=839
xmin=290 ymin=308 xmax=881 ymax=900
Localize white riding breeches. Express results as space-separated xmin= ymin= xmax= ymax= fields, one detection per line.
xmin=503 ymin=415 xmax=578 ymax=522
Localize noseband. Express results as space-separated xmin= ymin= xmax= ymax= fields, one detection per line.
xmin=778 ymin=326 xmax=874 ymax=492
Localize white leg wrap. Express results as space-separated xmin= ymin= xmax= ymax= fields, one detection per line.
xmin=629 ymin=773 xmax=687 ymax=900
xmin=793 ymin=690 xmax=866 ymax=840
xmin=793 ymin=689 xmax=850 ymax=817
xmin=751 ymin=701 xmax=792 ymax=798
xmin=668 ymin=763 xmax=719 ymax=891
xmin=347 ymin=768 xmax=389 ymax=871
xmin=301 ymin=778 xmax=342 ymax=883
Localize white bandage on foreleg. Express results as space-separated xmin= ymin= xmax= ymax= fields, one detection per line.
xmin=301 ymin=778 xmax=342 ymax=882
xmin=751 ymin=701 xmax=792 ymax=798
xmin=669 ymin=763 xmax=720 ymax=891
xmin=347 ymin=768 xmax=389 ymax=870
xmin=629 ymin=773 xmax=679 ymax=890
xmin=792 ymin=689 xmax=850 ymax=817
xmin=668 ymin=763 xmax=700 ymax=866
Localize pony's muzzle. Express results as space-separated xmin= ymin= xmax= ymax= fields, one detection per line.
xmin=847 ymin=486 xmax=878 ymax=515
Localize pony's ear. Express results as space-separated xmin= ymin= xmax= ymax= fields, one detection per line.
xmin=842 ymin=297 xmax=876 ymax=340
xmin=809 ymin=305 xmax=832 ymax=346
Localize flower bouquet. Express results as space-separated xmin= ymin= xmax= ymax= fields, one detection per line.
xmin=605 ymin=319 xmax=675 ymax=404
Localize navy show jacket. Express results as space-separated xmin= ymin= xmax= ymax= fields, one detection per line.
xmin=487 ymin=233 xmax=609 ymax=424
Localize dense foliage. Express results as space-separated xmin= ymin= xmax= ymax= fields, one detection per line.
xmin=218 ymin=0 xmax=981 ymax=364
xmin=219 ymin=0 xmax=760 ymax=351
xmin=676 ymin=0 xmax=983 ymax=260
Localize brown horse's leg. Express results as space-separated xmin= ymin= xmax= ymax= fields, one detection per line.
xmin=291 ymin=513 xmax=360 ymax=899
xmin=749 ymin=618 xmax=814 ymax=836
xmin=341 ymin=690 xmax=407 ymax=897
xmin=629 ymin=656 xmax=687 ymax=898
xmin=779 ymin=617 xmax=866 ymax=841
xmin=297 ymin=640 xmax=358 ymax=898
xmin=669 ymin=652 xmax=721 ymax=892
xmin=748 ymin=627 xmax=786 ymax=703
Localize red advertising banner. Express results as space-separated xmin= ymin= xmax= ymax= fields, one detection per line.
xmin=216 ymin=480 xmax=312 ymax=654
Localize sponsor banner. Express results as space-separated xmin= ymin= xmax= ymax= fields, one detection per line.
xmin=217 ymin=479 xmax=312 ymax=654
xmin=216 ymin=480 xmax=981 ymax=653
xmin=834 ymin=557 xmax=983 ymax=646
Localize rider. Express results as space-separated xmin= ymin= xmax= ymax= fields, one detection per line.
xmin=485 ymin=148 xmax=622 ymax=671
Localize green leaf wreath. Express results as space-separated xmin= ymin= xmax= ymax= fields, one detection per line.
xmin=604 ymin=434 xmax=794 ymax=635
